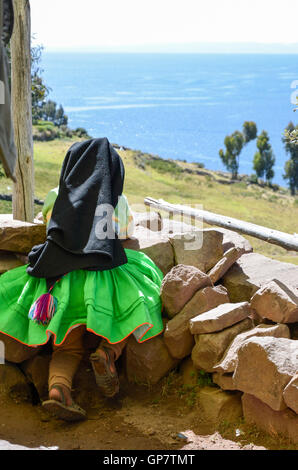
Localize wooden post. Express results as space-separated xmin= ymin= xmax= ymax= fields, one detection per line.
xmin=11 ymin=0 xmax=34 ymax=222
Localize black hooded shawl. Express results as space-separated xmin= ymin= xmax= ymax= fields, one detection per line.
xmin=27 ymin=138 xmax=128 ymax=286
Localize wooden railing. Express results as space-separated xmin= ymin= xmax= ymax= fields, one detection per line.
xmin=144 ymin=197 xmax=298 ymax=252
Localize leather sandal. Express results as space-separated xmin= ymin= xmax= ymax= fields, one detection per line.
xmin=90 ymin=346 xmax=120 ymax=398
xmin=42 ymin=384 xmax=87 ymax=422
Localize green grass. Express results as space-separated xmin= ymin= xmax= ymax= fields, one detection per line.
xmin=1 ymin=139 xmax=298 ymax=265
xmin=34 ymin=120 xmax=55 ymax=130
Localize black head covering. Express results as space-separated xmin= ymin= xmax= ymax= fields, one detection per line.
xmin=27 ymin=138 xmax=128 ymax=285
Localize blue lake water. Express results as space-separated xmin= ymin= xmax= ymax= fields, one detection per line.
xmin=41 ymin=53 xmax=298 ymax=186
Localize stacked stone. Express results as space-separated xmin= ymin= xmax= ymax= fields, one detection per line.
xmin=0 ymin=214 xmax=46 ymax=273
xmin=1 ymin=209 xmax=298 ymax=445
xmin=124 ymin=213 xmax=298 ymax=443
xmin=124 ymin=219 xmax=253 ymax=428
xmin=160 ymin=222 xmax=298 ymax=443
xmin=124 ymin=219 xmax=250 ymax=386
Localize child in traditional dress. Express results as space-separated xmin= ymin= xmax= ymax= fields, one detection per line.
xmin=0 ymin=138 xmax=164 ymax=421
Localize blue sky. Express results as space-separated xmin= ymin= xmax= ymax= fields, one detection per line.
xmin=30 ymin=0 xmax=298 ymax=52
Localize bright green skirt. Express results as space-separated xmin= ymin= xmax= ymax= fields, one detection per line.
xmin=0 ymin=248 xmax=164 ymax=346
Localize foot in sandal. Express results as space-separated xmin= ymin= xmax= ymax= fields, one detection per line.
xmin=90 ymin=347 xmax=119 ymax=398
xmin=42 ymin=384 xmax=87 ymax=422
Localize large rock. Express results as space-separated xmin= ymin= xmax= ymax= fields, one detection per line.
xmin=163 ymin=285 xmax=230 ymax=359
xmin=169 ymin=229 xmax=224 ymax=273
xmin=212 ymin=372 xmax=236 ymax=391
xmin=233 ymin=337 xmax=298 ymax=411
xmin=0 ymin=362 xmax=31 ymax=400
xmin=189 ymin=301 xmax=251 ymax=335
xmin=250 ymin=279 xmax=298 ymax=324
xmin=0 ymin=215 xmax=46 ymax=254
xmin=0 ymin=251 xmax=24 ymax=273
xmin=122 ymin=225 xmax=174 ymax=275
xmin=124 ymin=334 xmax=179 ymax=385
xmin=207 ymin=247 xmax=245 ymax=284
xmin=160 ymin=221 xmax=252 ymax=255
xmin=242 ymin=393 xmax=298 ymax=445
xmin=213 ymin=227 xmax=253 ymax=254
xmin=222 ymin=253 xmax=298 ymax=302
xmin=283 ymin=375 xmax=298 ymax=414
xmin=191 ymin=318 xmax=253 ymax=373
xmin=196 ymin=387 xmax=243 ymax=426
xmin=215 ymin=323 xmax=291 ymax=374
xmin=160 ymin=264 xmax=212 ymax=318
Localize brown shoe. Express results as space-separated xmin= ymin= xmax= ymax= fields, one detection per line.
xmin=90 ymin=347 xmax=120 ymax=398
xmin=42 ymin=384 xmax=87 ymax=422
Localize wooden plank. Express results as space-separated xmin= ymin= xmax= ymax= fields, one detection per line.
xmin=11 ymin=0 xmax=34 ymax=222
xmin=144 ymin=197 xmax=298 ymax=252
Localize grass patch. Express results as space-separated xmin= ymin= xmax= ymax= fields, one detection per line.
xmin=141 ymin=155 xmax=183 ymax=176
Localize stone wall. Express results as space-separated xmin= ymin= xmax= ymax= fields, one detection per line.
xmin=0 ymin=211 xmax=297 ymax=443
xmin=123 ymin=212 xmax=298 ymax=444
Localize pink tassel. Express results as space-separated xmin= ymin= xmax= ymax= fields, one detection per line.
xmin=28 ymin=275 xmax=66 ymax=325
xmin=28 ymin=293 xmax=58 ymax=325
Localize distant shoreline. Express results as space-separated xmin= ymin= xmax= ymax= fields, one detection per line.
xmin=112 ymin=143 xmax=291 ymax=194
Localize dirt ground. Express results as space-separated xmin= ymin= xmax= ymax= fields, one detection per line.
xmin=0 ymin=357 xmax=296 ymax=451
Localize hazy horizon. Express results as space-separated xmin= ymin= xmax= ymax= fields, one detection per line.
xmin=30 ymin=0 xmax=298 ymax=53
xmin=42 ymin=42 xmax=298 ymax=54
xmin=42 ymin=47 xmax=298 ymax=55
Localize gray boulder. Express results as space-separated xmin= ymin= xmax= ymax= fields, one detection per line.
xmin=222 ymin=253 xmax=298 ymax=302
xmin=163 ymin=285 xmax=229 ymax=359
xmin=233 ymin=336 xmax=298 ymax=411
xmin=160 ymin=264 xmax=212 ymax=318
